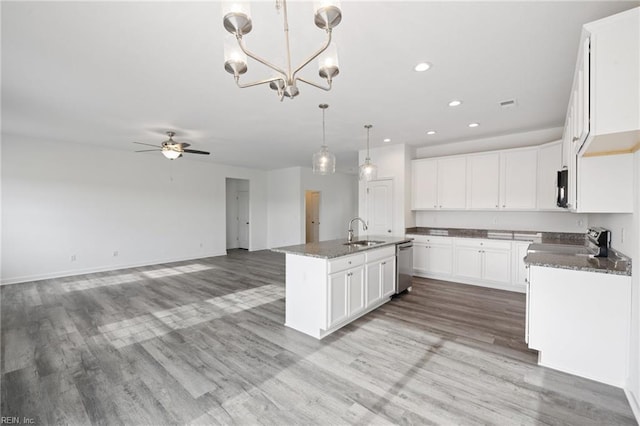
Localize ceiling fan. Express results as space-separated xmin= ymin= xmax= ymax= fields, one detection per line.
xmin=133 ymin=131 xmax=210 ymax=160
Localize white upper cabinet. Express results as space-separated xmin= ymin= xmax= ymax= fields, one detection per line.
xmin=412 ymin=157 xmax=466 ymax=210
xmin=468 ymin=153 xmax=500 ymax=209
xmin=582 ymin=7 xmax=640 ymax=154
xmin=500 ymin=148 xmax=538 ymax=210
xmin=537 ymin=141 xmax=563 ymax=211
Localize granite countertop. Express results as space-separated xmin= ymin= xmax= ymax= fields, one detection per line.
xmin=405 ymin=226 xmax=586 ymax=245
xmin=524 ymin=249 xmax=631 ymax=276
xmin=271 ymin=236 xmax=412 ymax=259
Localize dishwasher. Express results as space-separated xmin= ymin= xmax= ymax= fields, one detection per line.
xmin=396 ymin=241 xmax=413 ymax=294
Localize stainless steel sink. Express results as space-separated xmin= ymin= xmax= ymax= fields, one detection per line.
xmin=343 ymin=240 xmax=385 ymax=247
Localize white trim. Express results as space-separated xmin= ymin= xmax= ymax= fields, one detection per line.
xmin=625 ymin=388 xmax=640 ymax=424
xmin=0 ymin=251 xmax=227 ymax=286
xmin=413 ymin=270 xmax=526 ymax=294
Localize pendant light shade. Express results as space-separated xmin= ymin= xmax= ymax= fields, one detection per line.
xmin=359 ymin=124 xmax=377 ymax=181
xmin=312 ymin=104 xmax=336 ymax=175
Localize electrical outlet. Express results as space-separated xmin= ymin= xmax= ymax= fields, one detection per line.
xmin=71 ymin=254 xmax=77 ymax=262
xmin=577 ymin=219 xmax=584 ymax=227
xmin=621 ymin=228 xmax=625 ymax=244
xmin=113 ymin=251 xmax=118 ymax=257
xmin=199 ymin=242 xmax=203 ymax=248
xmin=492 ymin=217 xmax=498 ymax=225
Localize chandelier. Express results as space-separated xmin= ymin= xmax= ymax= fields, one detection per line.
xmin=222 ymin=0 xmax=342 ymax=100
xmin=312 ymin=104 xmax=336 ymax=175
xmin=359 ymin=124 xmax=377 ymax=181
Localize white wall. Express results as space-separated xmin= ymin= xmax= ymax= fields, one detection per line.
xmin=358 ymin=144 xmax=410 ymax=236
xmin=1 ymin=137 xmax=268 ymax=285
xmin=415 ymin=211 xmax=589 ymax=233
xmin=589 ymin=151 xmax=640 ymax=418
xmin=267 ymin=166 xmax=358 ymax=247
xmin=416 ymin=127 xmax=563 ymax=158
xmin=267 ymin=167 xmax=303 ymax=248
xmin=301 ymin=167 xmax=358 ymax=242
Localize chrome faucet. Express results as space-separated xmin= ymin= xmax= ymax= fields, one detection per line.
xmin=347 ymin=217 xmax=368 ymax=242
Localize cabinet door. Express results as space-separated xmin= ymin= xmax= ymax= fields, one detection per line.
xmin=468 ymin=153 xmax=500 ymax=209
xmin=426 ymin=245 xmax=453 ymax=276
xmin=365 ymin=262 xmax=382 ymax=306
xmin=381 ymin=257 xmax=396 ymax=297
xmin=482 ymin=249 xmax=512 ymax=284
xmin=348 ymin=267 xmax=365 ymax=316
xmin=501 ymin=149 xmax=537 ymax=209
xmin=437 ymin=157 xmax=467 ymax=209
xmin=537 ymin=142 xmax=562 ymax=210
xmin=513 ymin=242 xmax=530 ymax=286
xmin=327 ymin=272 xmax=348 ymax=328
xmin=454 ymin=246 xmax=483 ymax=280
xmin=412 ymin=159 xmax=438 ymax=209
xmin=413 ymin=243 xmax=428 ymax=273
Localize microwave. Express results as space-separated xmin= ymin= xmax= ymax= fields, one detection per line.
xmin=557 ymin=169 xmax=569 ymax=208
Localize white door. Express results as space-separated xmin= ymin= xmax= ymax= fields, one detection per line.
xmin=426 ymin=245 xmax=453 ymax=276
xmin=437 ymin=157 xmax=467 ymax=209
xmin=380 ymin=257 xmax=396 ymax=297
xmin=327 ymin=272 xmax=348 ymax=328
xmin=305 ymin=191 xmax=320 ymax=243
xmin=500 ymin=149 xmax=537 ymax=210
xmin=412 ymin=159 xmax=438 ymax=209
xmin=482 ymin=249 xmax=512 ymax=284
xmin=454 ymin=246 xmax=483 ymax=280
xmin=237 ymin=190 xmax=250 ymax=249
xmin=365 ymin=262 xmax=382 ymax=306
xmin=366 ymin=179 xmax=393 ymax=236
xmin=348 ymin=267 xmax=365 ymax=316
xmin=468 ymin=153 xmax=500 ymax=209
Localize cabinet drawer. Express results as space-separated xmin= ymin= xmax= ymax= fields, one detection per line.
xmin=454 ymin=238 xmax=512 ymax=251
xmin=366 ymin=245 xmax=396 ymax=263
xmin=328 ymin=254 xmax=365 ymax=274
xmin=407 ymin=234 xmax=452 ymax=246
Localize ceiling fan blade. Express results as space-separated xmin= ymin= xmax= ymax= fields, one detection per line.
xmin=135 ymin=149 xmax=160 ymax=152
xmin=133 ymin=141 xmax=160 ymax=148
xmin=183 ymin=149 xmax=210 ymax=155
xmin=176 ymin=142 xmax=191 ymax=149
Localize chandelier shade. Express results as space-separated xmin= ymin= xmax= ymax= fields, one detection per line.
xmin=312 ymin=104 xmax=336 ymax=175
xmin=359 ymin=124 xmax=377 ymax=181
xmin=222 ymin=0 xmax=342 ymax=100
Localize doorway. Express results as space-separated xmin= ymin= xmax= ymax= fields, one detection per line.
xmin=225 ymin=178 xmax=250 ymax=250
xmin=305 ymin=190 xmax=321 ymax=243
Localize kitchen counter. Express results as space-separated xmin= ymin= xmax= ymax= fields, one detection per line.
xmin=406 ymin=227 xmax=585 ymax=245
xmin=271 ymin=236 xmax=412 ymax=259
xmin=524 ymin=249 xmax=631 ymax=276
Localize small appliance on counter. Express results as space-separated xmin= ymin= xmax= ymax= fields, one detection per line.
xmin=587 ymin=226 xmax=611 ymax=258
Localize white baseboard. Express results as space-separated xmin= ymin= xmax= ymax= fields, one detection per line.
xmin=413 ymin=270 xmax=526 ymax=293
xmin=625 ymin=388 xmax=640 ymax=424
xmin=0 ymin=251 xmax=227 ymax=286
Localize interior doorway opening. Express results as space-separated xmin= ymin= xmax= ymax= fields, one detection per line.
xmin=226 ymin=178 xmax=250 ymax=251
xmin=305 ymin=190 xmax=321 ymax=243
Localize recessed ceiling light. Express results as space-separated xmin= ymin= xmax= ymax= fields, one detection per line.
xmin=383 ymin=138 xmax=391 ymax=143
xmin=426 ymin=130 xmax=436 ymax=135
xmin=448 ymin=100 xmax=462 ymax=107
xmin=468 ymin=122 xmax=480 ymax=128
xmin=414 ymin=62 xmax=431 ymax=72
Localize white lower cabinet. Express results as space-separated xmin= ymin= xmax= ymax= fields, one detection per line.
xmin=409 ymin=234 xmax=525 ymax=292
xmin=284 ymin=245 xmax=397 ymax=340
xmin=454 ymin=239 xmax=512 ymax=285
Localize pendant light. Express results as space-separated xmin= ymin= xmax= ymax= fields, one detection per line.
xmin=312 ymin=104 xmax=336 ymax=175
xmin=359 ymin=124 xmax=377 ymax=181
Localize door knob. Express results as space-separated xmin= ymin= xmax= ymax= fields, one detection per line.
xmin=387 ymin=229 xmax=392 ymax=233
xmin=246 ymin=222 xmax=249 ymax=225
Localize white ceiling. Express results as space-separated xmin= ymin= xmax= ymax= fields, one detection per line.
xmin=2 ymin=1 xmax=638 ymax=173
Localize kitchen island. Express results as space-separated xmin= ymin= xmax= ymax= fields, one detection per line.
xmin=272 ymin=236 xmax=411 ymax=339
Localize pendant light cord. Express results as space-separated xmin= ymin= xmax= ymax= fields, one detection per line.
xmin=365 ymin=124 xmax=372 ymax=160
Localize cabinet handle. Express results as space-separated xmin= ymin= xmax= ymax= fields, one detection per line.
xmin=495 ymin=205 xmax=498 ymax=208
xmin=439 ymin=205 xmax=442 ymax=208
xmin=525 ymin=278 xmax=528 ymax=283
xmin=348 ymin=261 xmax=351 ymax=264
xmin=382 ymin=262 xmax=386 ymax=265
xmin=502 ymin=205 xmax=506 ymax=208
xmin=572 ymin=136 xmax=580 ymax=142
xmin=433 ymin=205 xmax=437 ymax=208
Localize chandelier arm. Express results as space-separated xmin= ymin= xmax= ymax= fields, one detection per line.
xmin=291 ymin=29 xmax=332 ymax=80
xmin=297 ymin=76 xmax=332 ymax=91
xmin=236 ymin=36 xmax=287 ymax=77
xmin=235 ymin=75 xmax=285 ymax=89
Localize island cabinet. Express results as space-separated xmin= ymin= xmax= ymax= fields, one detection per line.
xmin=285 ymin=245 xmax=397 ymax=339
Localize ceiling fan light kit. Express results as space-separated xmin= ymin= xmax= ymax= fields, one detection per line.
xmin=133 ymin=131 xmax=210 ymax=160
xmin=312 ymin=103 xmax=336 ymax=175
xmin=359 ymin=124 xmax=377 ymax=181
xmin=222 ymin=0 xmax=342 ymax=101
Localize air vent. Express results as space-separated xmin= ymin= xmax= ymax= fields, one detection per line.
xmin=499 ymin=98 xmax=517 ymax=108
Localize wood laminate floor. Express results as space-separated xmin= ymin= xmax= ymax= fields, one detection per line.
xmin=1 ymin=249 xmax=636 ymax=425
